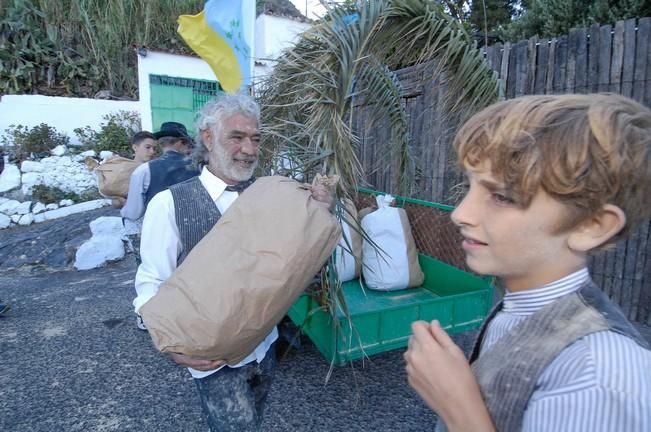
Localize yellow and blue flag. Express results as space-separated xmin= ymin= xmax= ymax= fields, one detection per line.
xmin=177 ymin=0 xmax=254 ymax=93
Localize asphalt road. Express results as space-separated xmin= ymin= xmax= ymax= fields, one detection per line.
xmin=0 ymin=255 xmax=448 ymax=432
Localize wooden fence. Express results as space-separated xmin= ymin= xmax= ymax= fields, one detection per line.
xmin=353 ymin=17 xmax=651 ymax=325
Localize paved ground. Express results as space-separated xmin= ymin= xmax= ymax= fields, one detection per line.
xmin=2 ymin=209 xmax=650 ymax=432
xmin=0 ymin=219 xmax=444 ymax=432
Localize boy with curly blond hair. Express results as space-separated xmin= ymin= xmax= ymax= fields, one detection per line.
xmin=405 ymin=93 xmax=651 ymax=432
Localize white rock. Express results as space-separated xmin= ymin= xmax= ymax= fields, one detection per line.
xmin=18 ymin=213 xmax=34 ymax=226
xmin=80 ymin=150 xmax=97 ymax=158
xmin=74 ymin=235 xmax=125 ymax=270
xmin=99 ymin=151 xmax=114 ymax=161
xmin=59 ymin=199 xmax=74 ymax=207
xmin=21 ymin=172 xmax=42 ymax=195
xmin=89 ymin=216 xmax=126 ymax=237
xmin=33 ymin=213 xmax=45 ymax=223
xmin=10 ymin=214 xmax=20 ymax=223
xmin=15 ymin=201 xmax=32 ymax=215
xmin=36 ymin=199 xmax=109 ymax=222
xmin=0 ymin=199 xmax=21 ymax=215
xmin=32 ymin=202 xmax=46 ymax=214
xmin=0 ymin=213 xmax=10 ymax=229
xmin=21 ymin=160 xmax=43 ymax=173
xmin=51 ymin=145 xmax=67 ymax=156
xmin=0 ymin=164 xmax=21 ymax=193
xmin=0 ymin=197 xmax=9 ymax=206
xmin=45 ymin=203 xmax=59 ymax=211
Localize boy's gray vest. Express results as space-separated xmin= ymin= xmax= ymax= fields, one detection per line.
xmin=169 ymin=176 xmax=254 ymax=264
xmin=436 ymin=281 xmax=649 ymax=432
xmin=145 ymin=151 xmax=199 ymax=207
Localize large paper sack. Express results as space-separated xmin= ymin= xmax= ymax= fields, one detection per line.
xmin=95 ymin=156 xmax=140 ymax=198
xmin=361 ymin=195 xmax=424 ymax=291
xmin=140 ymin=176 xmax=341 ymax=363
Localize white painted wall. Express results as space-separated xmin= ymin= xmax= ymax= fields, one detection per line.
xmin=254 ymin=14 xmax=310 ymax=80
xmin=0 ymin=14 xmax=311 ymax=143
xmin=0 ymin=95 xmax=139 ymax=146
xmin=136 ymin=50 xmax=217 ymax=132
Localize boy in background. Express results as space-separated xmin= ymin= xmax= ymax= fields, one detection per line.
xmin=405 ymin=93 xmax=651 ymax=431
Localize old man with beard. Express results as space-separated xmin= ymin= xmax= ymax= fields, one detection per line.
xmin=133 ymin=93 xmax=332 ymax=432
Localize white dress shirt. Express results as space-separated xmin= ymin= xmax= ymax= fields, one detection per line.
xmin=134 ymin=167 xmax=278 ymax=379
xmin=120 ymin=162 xmax=150 ymax=221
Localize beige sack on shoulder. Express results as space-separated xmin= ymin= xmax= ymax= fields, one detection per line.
xmin=140 ymin=176 xmax=341 ymax=363
xmin=95 ymin=156 xmax=140 ymax=198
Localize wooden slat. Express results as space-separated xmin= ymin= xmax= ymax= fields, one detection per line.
xmin=514 ymin=41 xmax=529 ymax=96
xmin=610 ymin=20 xmax=625 ymax=93
xmin=634 ymin=18 xmax=650 ymax=104
xmin=597 ymin=24 xmax=613 ymax=92
xmin=554 ymin=36 xmax=568 ymax=92
xmin=574 ymin=28 xmax=588 ymax=93
xmin=621 ymin=18 xmax=637 ymax=98
xmin=500 ymin=42 xmax=511 ymax=85
xmin=534 ymin=39 xmax=549 ymax=94
xmin=587 ymin=24 xmax=601 ymax=92
xmin=545 ymin=39 xmax=557 ymax=94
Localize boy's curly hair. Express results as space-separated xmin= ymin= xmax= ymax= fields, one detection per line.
xmin=454 ymin=93 xmax=651 ymax=244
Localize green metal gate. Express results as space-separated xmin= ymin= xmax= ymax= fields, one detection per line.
xmin=149 ymin=75 xmax=222 ymax=135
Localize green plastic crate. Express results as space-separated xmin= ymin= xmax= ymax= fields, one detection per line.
xmin=288 ymin=189 xmax=493 ymax=366
xmin=288 ymin=255 xmax=492 ymax=366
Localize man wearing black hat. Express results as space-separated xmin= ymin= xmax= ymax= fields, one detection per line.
xmin=121 ymin=122 xmax=199 ymax=223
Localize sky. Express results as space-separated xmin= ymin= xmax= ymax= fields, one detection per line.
xmin=288 ymin=0 xmax=327 ymax=19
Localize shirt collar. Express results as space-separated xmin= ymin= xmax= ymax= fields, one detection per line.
xmin=198 ymin=166 xmax=228 ymax=202
xmin=502 ymin=268 xmax=590 ymax=315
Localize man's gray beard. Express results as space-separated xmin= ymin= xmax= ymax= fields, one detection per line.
xmin=213 ymin=143 xmax=257 ymax=182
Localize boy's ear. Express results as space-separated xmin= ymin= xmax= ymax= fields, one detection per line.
xmin=567 ymin=204 xmax=626 ymax=252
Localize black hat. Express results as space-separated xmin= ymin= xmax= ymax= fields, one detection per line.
xmin=154 ymin=122 xmax=191 ymax=140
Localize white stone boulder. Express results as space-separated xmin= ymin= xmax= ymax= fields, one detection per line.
xmin=74 ymin=235 xmax=125 ymax=270
xmin=0 ymin=164 xmax=21 ymax=193
xmin=51 ymin=145 xmax=67 ymax=156
xmin=80 ymin=150 xmax=97 ymax=158
xmin=18 ymin=213 xmax=34 ymax=226
xmin=32 ymin=202 xmax=46 ymax=214
xmin=21 ymin=172 xmax=42 ymax=195
xmin=89 ymin=216 xmax=126 ymax=237
xmin=21 ymin=160 xmax=43 ymax=173
xmin=45 ymin=203 xmax=59 ymax=211
xmin=34 ymin=199 xmax=109 ymax=223
xmin=59 ymin=199 xmax=74 ymax=207
xmin=99 ymin=151 xmax=114 ymax=161
xmin=0 ymin=214 xmax=10 ymax=229
xmin=0 ymin=199 xmax=21 ymax=215
xmin=15 ymin=201 xmax=32 ymax=215
xmin=10 ymin=214 xmax=20 ymax=223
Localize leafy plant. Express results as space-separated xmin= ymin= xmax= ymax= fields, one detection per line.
xmin=30 ymin=184 xmax=80 ymax=204
xmin=93 ymin=111 xmax=141 ymax=157
xmin=1 ymin=123 xmax=69 ymax=161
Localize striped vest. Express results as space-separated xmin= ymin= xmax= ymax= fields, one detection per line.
xmin=169 ymin=177 xmax=221 ymax=264
xmin=437 ymin=281 xmax=649 ymax=432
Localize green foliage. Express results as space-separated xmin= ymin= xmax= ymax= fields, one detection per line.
xmin=93 ymin=111 xmax=141 ymax=157
xmin=0 ymin=0 xmax=204 ymax=98
xmin=258 ymin=0 xmax=499 ymax=196
xmin=1 ymin=123 xmax=69 ymax=161
xmin=30 ymin=184 xmax=80 ymax=204
xmin=500 ymin=0 xmax=651 ymax=41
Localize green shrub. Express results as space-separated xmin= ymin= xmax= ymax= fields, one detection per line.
xmin=31 ymin=184 xmax=80 ymax=204
xmin=1 ymin=123 xmax=70 ymax=162
xmin=92 ymin=111 xmax=141 ymax=157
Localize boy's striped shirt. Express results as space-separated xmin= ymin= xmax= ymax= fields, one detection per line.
xmin=481 ymin=268 xmax=651 ymax=432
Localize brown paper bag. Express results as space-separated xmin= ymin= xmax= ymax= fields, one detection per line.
xmin=95 ymin=156 xmax=141 ymax=198
xmin=140 ymin=176 xmax=341 ymax=363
